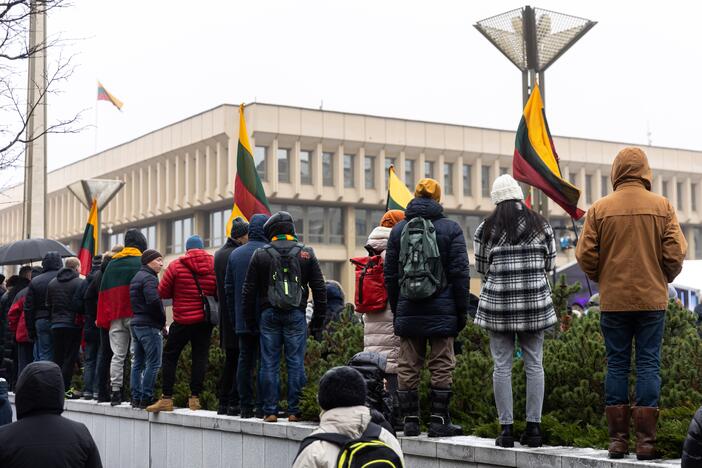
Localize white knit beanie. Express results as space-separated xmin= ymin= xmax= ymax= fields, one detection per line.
xmin=491 ymin=174 xmax=524 ymax=205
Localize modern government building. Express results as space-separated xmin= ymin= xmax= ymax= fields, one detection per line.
xmin=1 ymin=102 xmax=702 ymax=295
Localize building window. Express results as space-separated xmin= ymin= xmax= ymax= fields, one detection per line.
xmin=424 ymin=161 xmax=434 ymax=178
xmin=677 ymin=182 xmax=684 ymax=210
xmin=322 ymin=152 xmax=334 ymax=187
xmin=463 ymin=164 xmax=472 ymax=196
xmin=451 ymin=213 xmax=482 ymax=252
xmin=405 ymin=159 xmax=415 ymax=187
xmin=139 ymin=225 xmax=157 ymax=250
xmin=108 ymin=232 xmax=125 ymax=250
xmin=254 ymin=146 xmax=267 ymax=181
xmin=208 ymin=208 xmax=232 ymax=247
xmin=168 ymin=217 xmax=193 ymax=254
xmin=568 ymin=172 xmax=577 ymax=187
xmin=444 ymin=163 xmax=453 ymax=195
xmin=364 ymin=155 xmax=376 ymax=189
xmin=300 ymin=150 xmax=312 ymax=185
xmin=481 ymin=166 xmax=491 ymax=198
xmin=585 ymin=174 xmax=593 ymax=204
xmin=277 ymin=148 xmax=290 ymax=183
xmin=344 ymin=154 xmax=355 ymax=188
xmin=694 ymin=226 xmax=702 ymax=259
xmin=355 ymin=208 xmax=387 ymax=246
xmin=269 ymin=203 xmax=345 ymax=244
xmin=319 ymin=261 xmax=343 ymax=283
xmin=384 ymin=157 xmax=396 ymax=173
xmin=693 ymin=183 xmax=698 ymax=212
xmin=601 ymin=175 xmax=608 ymax=197
xmin=662 ymin=180 xmax=669 ymax=198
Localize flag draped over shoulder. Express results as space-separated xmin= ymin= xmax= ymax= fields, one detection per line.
xmin=386 ymin=165 xmax=413 ymax=211
xmin=226 ymin=104 xmax=271 ymax=235
xmin=97 ymin=81 xmax=123 ymax=111
xmin=77 ymin=199 xmax=98 ymax=276
xmin=96 ymin=247 xmax=141 ymax=328
xmin=513 ymin=85 xmax=585 ymax=220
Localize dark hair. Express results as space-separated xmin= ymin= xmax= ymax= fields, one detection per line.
xmin=5 ymin=275 xmax=19 ymax=288
xmin=481 ymin=200 xmax=547 ymax=245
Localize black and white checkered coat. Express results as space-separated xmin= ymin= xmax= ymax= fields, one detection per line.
xmin=473 ymin=219 xmax=557 ymax=332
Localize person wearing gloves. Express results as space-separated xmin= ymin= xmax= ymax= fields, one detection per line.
xmin=473 ymin=174 xmax=557 ymax=448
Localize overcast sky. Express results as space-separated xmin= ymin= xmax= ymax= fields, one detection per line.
xmin=7 ymin=0 xmax=702 ymax=183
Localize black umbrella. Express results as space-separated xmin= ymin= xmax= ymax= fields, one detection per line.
xmin=0 ymin=238 xmax=76 ymax=265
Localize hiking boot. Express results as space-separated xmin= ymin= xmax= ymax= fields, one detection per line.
xmin=188 ymin=396 xmax=201 ymax=411
xmin=288 ymin=414 xmax=302 ymax=423
xmin=606 ymin=405 xmax=630 ymax=459
xmin=146 ymin=398 xmax=174 ymax=413
xmin=520 ymin=422 xmax=543 ymax=448
xmin=110 ymin=390 xmax=122 ymax=406
xmin=397 ymin=389 xmax=420 ymax=436
xmin=227 ymin=405 xmax=241 ymax=417
xmin=496 ymin=424 xmax=515 ymax=448
xmin=263 ymin=414 xmax=278 ymax=423
xmin=217 ymin=404 xmax=228 ymax=415
xmin=633 ymin=406 xmax=659 ymax=460
xmin=240 ymin=407 xmax=254 ymax=419
xmin=427 ymin=387 xmax=463 ymax=438
xmin=139 ymin=398 xmax=156 ymax=410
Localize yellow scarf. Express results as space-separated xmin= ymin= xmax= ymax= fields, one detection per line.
xmin=112 ymin=247 xmax=142 ymax=259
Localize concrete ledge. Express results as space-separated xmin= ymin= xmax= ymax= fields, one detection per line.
xmin=8 ymin=395 xmax=682 ymax=467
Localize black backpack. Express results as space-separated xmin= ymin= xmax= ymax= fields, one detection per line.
xmin=295 ymin=422 xmax=403 ymax=468
xmin=263 ymin=243 xmax=304 ymax=310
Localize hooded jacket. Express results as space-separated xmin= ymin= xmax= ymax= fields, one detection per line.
xmin=576 ymin=147 xmax=687 ymax=312
xmin=0 ymin=361 xmax=102 ymax=467
xmin=682 ymin=406 xmax=702 ymax=467
xmin=130 ymin=265 xmax=166 ymax=329
xmin=384 ymin=197 xmax=470 ymax=337
xmin=292 ymin=405 xmax=404 ymax=468
xmin=24 ymin=252 xmax=62 ymax=337
xmin=215 ymin=236 xmax=244 ymax=348
xmin=362 ymin=226 xmax=400 ymax=373
xmin=225 ymin=214 xmax=269 ymax=334
xmin=47 ymin=268 xmax=85 ymax=328
xmin=159 ymin=249 xmax=216 ymax=325
xmin=7 ymin=281 xmax=31 ymax=343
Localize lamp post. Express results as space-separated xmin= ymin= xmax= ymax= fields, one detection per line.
xmin=68 ymin=179 xmax=125 ymax=252
xmin=475 ymin=5 xmax=596 ymax=217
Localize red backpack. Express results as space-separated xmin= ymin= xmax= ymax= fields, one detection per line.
xmin=350 ymin=255 xmax=387 ymax=313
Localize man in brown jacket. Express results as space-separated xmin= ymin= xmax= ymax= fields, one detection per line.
xmin=576 ymin=147 xmax=687 ymax=461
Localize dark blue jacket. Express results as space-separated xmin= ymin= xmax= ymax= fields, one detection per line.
xmin=0 ymin=378 xmax=10 ymax=427
xmin=225 ymin=214 xmax=269 ymax=334
xmin=323 ymin=281 xmax=346 ymax=327
xmin=384 ymin=197 xmax=470 ymax=337
xmin=129 ymin=266 xmax=165 ymax=329
xmin=24 ymin=252 xmax=63 ymax=337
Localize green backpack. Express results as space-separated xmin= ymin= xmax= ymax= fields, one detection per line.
xmin=398 ymin=217 xmax=446 ymax=300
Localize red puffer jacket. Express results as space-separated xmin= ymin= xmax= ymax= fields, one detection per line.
xmin=8 ymin=289 xmax=30 ymax=343
xmin=159 ymin=249 xmax=217 ymax=325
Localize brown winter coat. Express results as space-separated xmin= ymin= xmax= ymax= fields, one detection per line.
xmin=575 ymin=147 xmax=687 ymax=312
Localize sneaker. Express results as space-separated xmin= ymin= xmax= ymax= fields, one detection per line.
xmin=110 ymin=390 xmax=122 ymax=406
xmin=263 ymin=414 xmax=278 ymax=423
xmin=146 ymin=398 xmax=174 ymax=413
xmin=65 ymin=388 xmax=77 ymax=400
xmin=188 ymin=396 xmax=201 ymax=411
xmin=288 ymin=414 xmax=302 ymax=423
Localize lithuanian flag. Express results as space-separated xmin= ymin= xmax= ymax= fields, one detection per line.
xmin=513 ymin=85 xmax=585 ymax=220
xmin=97 ymin=81 xmax=123 ymax=111
xmin=386 ymin=165 xmax=413 ymax=211
xmin=77 ymin=199 xmax=98 ymax=276
xmin=96 ymin=247 xmax=142 ymax=328
xmin=226 ymin=104 xmax=271 ymax=235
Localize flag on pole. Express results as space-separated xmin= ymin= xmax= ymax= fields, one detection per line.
xmin=97 ymin=81 xmax=124 ymax=111
xmin=77 ymin=199 xmax=98 ymax=276
xmin=226 ymin=104 xmax=271 ymax=235
xmin=512 ymin=85 xmax=585 ymax=219
xmin=386 ymin=165 xmax=413 ymax=211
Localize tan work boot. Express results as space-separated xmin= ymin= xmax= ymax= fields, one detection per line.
xmin=188 ymin=396 xmax=201 ymax=411
xmin=605 ymin=405 xmax=630 ymax=459
xmin=264 ymin=414 xmax=278 ymax=423
xmin=288 ymin=414 xmax=302 ymax=423
xmin=146 ymin=398 xmax=174 ymax=413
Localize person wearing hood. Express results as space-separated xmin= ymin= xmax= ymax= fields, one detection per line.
xmin=0 ymin=361 xmax=102 ymax=467
xmin=98 ymin=230 xmax=147 ymax=406
xmin=79 ymin=255 xmax=103 ymax=400
xmin=293 ymin=366 xmax=404 ymax=468
xmin=242 ymin=211 xmax=326 ymax=422
xmin=47 ymin=257 xmax=86 ymax=396
xmin=25 ymin=251 xmax=63 ymax=361
xmin=7 ymin=267 xmax=35 ymax=378
xmin=576 ymin=147 xmax=687 ymax=460
xmin=225 ymin=213 xmax=269 ymax=419
xmin=148 ymin=235 xmax=217 ymax=413
xmin=214 ymin=217 xmax=249 ymax=416
xmin=384 ymin=179 xmax=468 ymax=438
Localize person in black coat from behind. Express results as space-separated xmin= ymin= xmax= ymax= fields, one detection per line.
xmin=80 ymin=255 xmax=102 ymax=400
xmin=25 ymin=252 xmax=63 ymax=361
xmin=0 ymin=361 xmax=102 ymax=467
xmin=682 ymin=407 xmax=702 ymax=467
xmin=213 ymin=217 xmax=249 ymax=415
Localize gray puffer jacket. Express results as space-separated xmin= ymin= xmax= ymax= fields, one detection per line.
xmin=362 ymin=226 xmax=400 ymax=374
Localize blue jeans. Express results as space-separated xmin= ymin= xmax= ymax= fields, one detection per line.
xmin=600 ymin=311 xmax=665 ymax=407
xmin=237 ymin=333 xmax=262 ymax=410
xmin=83 ymin=323 xmax=100 ymax=395
xmin=34 ymin=318 xmax=53 ymax=361
xmin=259 ymin=308 xmax=307 ymax=416
xmin=130 ymin=326 xmax=163 ymax=401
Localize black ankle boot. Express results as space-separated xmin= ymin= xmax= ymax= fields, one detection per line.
xmin=110 ymin=390 xmax=122 ymax=406
xmin=217 ymin=403 xmax=228 ymax=415
xmin=227 ymin=404 xmax=241 ymax=416
xmin=496 ymin=424 xmax=514 ymax=447
xmin=520 ymin=422 xmax=543 ymax=447
xmin=391 ymin=392 xmax=404 ymax=433
xmin=427 ymin=387 xmax=463 ymax=437
xmin=397 ymin=390 xmax=420 ymax=436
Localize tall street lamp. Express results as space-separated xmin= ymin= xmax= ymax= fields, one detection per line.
xmin=68 ymin=179 xmax=125 ymax=252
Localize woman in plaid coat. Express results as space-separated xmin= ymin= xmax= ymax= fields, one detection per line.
xmin=473 ymin=174 xmax=557 ymax=449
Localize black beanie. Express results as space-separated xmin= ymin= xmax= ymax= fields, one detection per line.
xmin=141 ymin=249 xmax=162 ymax=265
xmin=124 ymin=228 xmax=147 ymax=253
xmin=230 ymin=217 xmax=249 ymax=239
xmin=318 ymin=366 xmax=367 ymax=411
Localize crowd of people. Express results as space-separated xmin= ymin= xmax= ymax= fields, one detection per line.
xmin=0 ymin=146 xmax=698 ymax=465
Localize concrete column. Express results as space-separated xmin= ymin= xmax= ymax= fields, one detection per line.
xmin=204 ymin=145 xmax=213 ymax=201
xmin=398 ymin=151 xmax=406 ymax=184
xmin=173 ymin=155 xmax=181 ymax=208
xmin=269 ymin=138 xmax=279 ymax=196
xmin=343 ymin=205 xmax=356 ymax=298
xmin=313 ymin=143 xmax=323 ymax=197
xmin=594 ymin=168 xmax=603 ymax=203
xmin=355 ymin=147 xmax=365 ymax=200
xmin=671 ymin=176 xmax=679 ymax=213
xmin=215 ymin=141 xmax=223 ymax=199
xmin=227 ymin=138 xmax=236 ymax=197
xmin=184 ymin=152 xmax=192 ymax=206
xmin=143 ymin=167 xmax=151 ymax=216
xmin=456 ymin=154 xmax=465 ymax=208
xmin=335 ymin=144 xmax=344 ymax=198
xmin=378 ymin=149 xmax=386 ymax=194
xmin=684 ymin=177 xmax=692 ymax=220
xmin=156 ymin=219 xmax=169 ymax=255
xmin=192 ymin=211 xmax=207 ymax=240
xmin=418 ymin=152 xmax=426 ymax=180
xmin=194 ymin=148 xmax=202 ymax=204
xmin=474 ymin=156 xmax=483 ymax=210
xmin=130 ymin=170 xmax=137 ymax=220
xmin=291 ymin=140 xmax=301 ymax=195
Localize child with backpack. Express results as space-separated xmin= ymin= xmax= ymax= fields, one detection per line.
xmin=384 ymin=179 xmax=469 ymax=438
xmin=473 ymin=174 xmax=557 ymax=448
xmin=293 ymin=366 xmax=404 ymax=468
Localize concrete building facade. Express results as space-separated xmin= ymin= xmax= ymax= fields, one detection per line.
xmin=1 ymin=102 xmax=701 ymax=294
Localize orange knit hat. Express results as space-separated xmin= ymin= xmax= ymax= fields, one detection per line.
xmin=380 ymin=210 xmax=405 ymax=228
xmin=414 ymin=178 xmax=442 ymax=202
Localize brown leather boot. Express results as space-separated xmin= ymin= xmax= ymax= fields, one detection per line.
xmin=633 ymin=406 xmax=659 ymax=460
xmin=605 ymin=405 xmax=630 ymax=458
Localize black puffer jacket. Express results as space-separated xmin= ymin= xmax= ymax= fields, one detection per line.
xmin=0 ymin=361 xmax=102 ymax=467
xmin=215 ymin=237 xmax=243 ymax=349
xmin=384 ymin=197 xmax=470 ymax=337
xmin=682 ymin=406 xmax=702 ymax=467
xmin=25 ymin=252 xmax=63 ymax=337
xmin=129 ymin=265 xmax=165 ymax=329
xmin=47 ymin=268 xmax=85 ymax=328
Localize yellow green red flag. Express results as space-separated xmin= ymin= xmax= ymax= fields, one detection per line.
xmin=78 ymin=199 xmax=98 ymax=276
xmin=386 ymin=165 xmax=413 ymax=211
xmin=97 ymin=81 xmax=123 ymax=111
